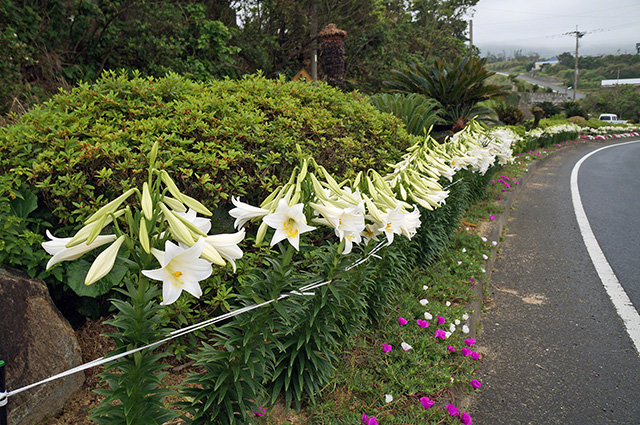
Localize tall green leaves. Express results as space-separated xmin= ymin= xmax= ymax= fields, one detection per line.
xmin=385 ymin=56 xmax=504 ymax=133
xmin=369 ymin=93 xmax=444 ymax=137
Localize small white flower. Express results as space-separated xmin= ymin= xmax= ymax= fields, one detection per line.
xmin=419 ymin=299 xmax=429 ymax=306
xmin=481 ymin=237 xmax=487 ymax=242
xmin=492 ymin=241 xmax=498 ymax=246
xmin=401 ymin=342 xmax=412 ymax=351
xmin=424 ymin=312 xmax=433 ymax=320
xmin=462 ymin=248 xmax=466 ymax=253
xmin=455 ymin=319 xmax=461 ymax=325
xmin=482 ymin=254 xmax=488 ymax=260
xmin=229 ymin=197 xmax=269 ymax=229
xmin=142 ymin=238 xmax=213 ymax=305
xmin=423 ymin=285 xmax=429 ymax=290
xmin=457 ymin=261 xmax=462 ymax=265
xmin=203 ymin=229 xmax=245 ymax=272
xmin=481 ymin=268 xmax=486 ymax=273
xmin=462 ymin=313 xmax=469 ymax=320
xmin=449 ymin=324 xmax=456 ymax=333
xmin=42 ymin=230 xmax=117 ymax=270
xmin=445 ymin=331 xmax=452 ymax=339
xmin=462 ymin=325 xmax=470 ymax=334
xmin=176 ymin=208 xmax=212 ymax=234
xmin=446 ymin=301 xmax=451 ymax=307
xmin=263 ymin=199 xmax=316 ymax=251
xmin=385 ymin=394 xmax=393 ymax=403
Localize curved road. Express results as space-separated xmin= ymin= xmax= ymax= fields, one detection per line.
xmin=472 ymin=139 xmax=640 ymax=424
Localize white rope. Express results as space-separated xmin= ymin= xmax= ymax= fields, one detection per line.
xmin=2 ymin=240 xmax=386 ymax=402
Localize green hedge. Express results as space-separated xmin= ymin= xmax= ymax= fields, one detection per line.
xmin=0 ymin=71 xmax=416 ymax=227
xmin=0 ymin=71 xmax=417 ymax=322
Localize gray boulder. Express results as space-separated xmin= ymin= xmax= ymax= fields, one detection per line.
xmin=0 ymin=268 xmax=84 ymax=425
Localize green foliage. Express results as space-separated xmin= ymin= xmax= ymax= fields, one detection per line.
xmin=0 ymin=70 xmax=414 ymax=226
xmin=0 ymin=0 xmax=239 ymax=112
xmin=561 ymin=100 xmax=588 ymax=119
xmin=368 ymin=93 xmax=444 ymax=136
xmin=494 ymin=103 xmax=524 ymax=125
xmin=0 ymin=69 xmax=414 ymax=320
xmin=535 ymin=101 xmax=562 ymax=118
xmin=385 ymin=56 xmax=504 ymax=133
xmin=90 ymin=277 xmax=178 ymax=424
xmin=582 ymin=85 xmax=640 ymax=121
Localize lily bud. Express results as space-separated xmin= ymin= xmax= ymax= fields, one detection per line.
xmin=85 ymin=188 xmax=136 ymax=225
xmin=160 ymin=203 xmax=195 ymax=246
xmin=85 ymin=235 xmax=126 ymax=285
xmin=162 ymin=196 xmax=187 ymax=213
xmin=142 ymin=182 xmax=153 ymax=220
xmin=139 ymin=218 xmax=150 ymax=253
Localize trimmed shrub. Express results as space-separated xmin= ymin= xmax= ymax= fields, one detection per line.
xmin=0 ymin=71 xmax=416 ymax=226
xmin=0 ymin=71 xmax=417 ymax=322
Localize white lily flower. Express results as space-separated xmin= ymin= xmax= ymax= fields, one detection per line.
xmin=342 ymin=231 xmax=362 ymax=255
xmin=42 ymin=230 xmax=117 ymax=269
xmin=262 ymin=199 xmax=315 ymax=251
xmin=399 ymin=206 xmax=421 ymax=239
xmin=85 ymin=235 xmax=126 ymax=285
xmin=401 ymin=342 xmax=412 ymax=351
xmin=176 ymin=208 xmax=212 ymax=234
xmin=419 ymin=299 xmax=429 ymax=306
xmin=385 ymin=394 xmax=393 ymax=403
xmin=462 ymin=325 xmax=470 ymax=334
xmin=379 ymin=204 xmax=406 ymax=245
xmin=424 ymin=312 xmax=433 ymax=320
xmin=204 ymin=229 xmax=245 ymax=272
xmin=229 ymin=197 xmax=269 ymax=229
xmin=142 ymin=238 xmax=212 ymax=305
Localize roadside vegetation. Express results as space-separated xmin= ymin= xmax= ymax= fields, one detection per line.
xmin=2 ymin=2 xmax=639 ymax=424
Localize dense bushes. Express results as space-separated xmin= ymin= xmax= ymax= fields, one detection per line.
xmin=0 ymin=71 xmax=415 ymax=225
xmin=0 ymin=71 xmax=416 ymax=321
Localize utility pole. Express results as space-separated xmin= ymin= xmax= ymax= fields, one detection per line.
xmin=469 ymin=19 xmax=473 ymax=47
xmin=571 ymin=26 xmax=585 ymax=101
xmin=310 ymin=0 xmax=318 ymax=82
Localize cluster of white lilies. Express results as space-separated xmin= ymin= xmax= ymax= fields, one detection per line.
xmin=42 ymin=122 xmax=519 ymax=306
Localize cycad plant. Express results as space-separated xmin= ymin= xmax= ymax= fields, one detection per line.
xmin=369 ymin=93 xmax=445 ymax=137
xmin=384 ymin=56 xmax=504 ymax=135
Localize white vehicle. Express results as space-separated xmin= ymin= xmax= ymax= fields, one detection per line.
xmin=598 ymin=113 xmax=627 ymax=124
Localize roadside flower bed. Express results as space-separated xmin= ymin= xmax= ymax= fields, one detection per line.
xmin=20 ymin=117 xmax=636 ymax=424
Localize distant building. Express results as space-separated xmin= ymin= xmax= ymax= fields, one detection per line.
xmin=532 ymin=57 xmax=560 ymax=71
xmin=601 ymin=78 xmax=640 ymax=87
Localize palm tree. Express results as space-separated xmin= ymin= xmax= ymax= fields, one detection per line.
xmin=384 ymin=56 xmax=504 ymax=136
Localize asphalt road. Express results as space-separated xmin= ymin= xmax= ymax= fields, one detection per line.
xmin=471 ymin=139 xmax=640 ymax=424
xmin=496 ymin=72 xmax=586 ymax=100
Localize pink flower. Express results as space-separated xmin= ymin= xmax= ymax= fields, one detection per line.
xmin=363 ymin=416 xmax=378 ymax=425
xmin=382 ymin=343 xmax=393 ymax=353
xmin=398 ymin=317 xmax=408 ymax=326
xmin=253 ymin=406 xmax=266 ymax=417
xmin=464 ymin=338 xmax=476 ymax=347
xmin=471 ymin=379 xmax=482 ymax=389
xmin=461 ymin=412 xmax=473 ymax=425
xmin=489 ymin=215 xmax=495 ymax=221
xmin=437 ymin=315 xmax=445 ymax=324
xmin=447 ymin=345 xmax=456 ymax=352
xmin=461 ymin=347 xmax=471 ymax=356
xmin=446 ymin=404 xmax=459 ymax=417
xmin=434 ymin=329 xmax=446 ymax=340
xmin=417 ymin=319 xmax=429 ymax=328
xmin=419 ymin=396 xmax=434 ymax=410
xmin=471 ymin=351 xmax=481 ymax=360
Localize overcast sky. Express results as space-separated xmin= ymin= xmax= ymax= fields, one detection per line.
xmin=468 ymin=0 xmax=640 ymax=58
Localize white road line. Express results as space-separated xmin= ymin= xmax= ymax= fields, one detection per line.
xmin=571 ymin=140 xmax=640 ymax=355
